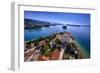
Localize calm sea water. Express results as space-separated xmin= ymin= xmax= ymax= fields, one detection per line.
xmin=24 ymin=25 xmax=90 ymax=57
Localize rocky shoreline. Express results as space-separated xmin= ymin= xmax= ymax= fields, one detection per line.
xmin=24 ymin=32 xmax=87 ymax=62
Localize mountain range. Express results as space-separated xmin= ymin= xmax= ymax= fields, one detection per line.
xmin=24 ymin=18 xmax=62 ymax=29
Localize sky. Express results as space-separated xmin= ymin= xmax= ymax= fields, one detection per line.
xmin=24 ymin=11 xmax=90 ymax=25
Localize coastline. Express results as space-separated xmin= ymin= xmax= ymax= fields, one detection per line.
xmin=73 ymin=38 xmax=90 ymax=58
xmin=24 ymin=32 xmax=90 ymax=61
xmin=71 ymin=33 xmax=90 ymax=59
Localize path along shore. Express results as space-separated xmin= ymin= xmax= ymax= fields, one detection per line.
xmin=24 ymin=32 xmax=88 ymax=62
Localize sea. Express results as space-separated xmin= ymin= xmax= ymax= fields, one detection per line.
xmin=24 ymin=25 xmax=90 ymax=58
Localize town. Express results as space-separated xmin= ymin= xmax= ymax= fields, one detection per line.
xmin=24 ymin=32 xmax=84 ymax=62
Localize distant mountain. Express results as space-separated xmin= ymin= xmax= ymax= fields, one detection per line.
xmin=24 ymin=18 xmax=62 ymax=29
xmin=66 ymin=24 xmax=90 ymax=27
